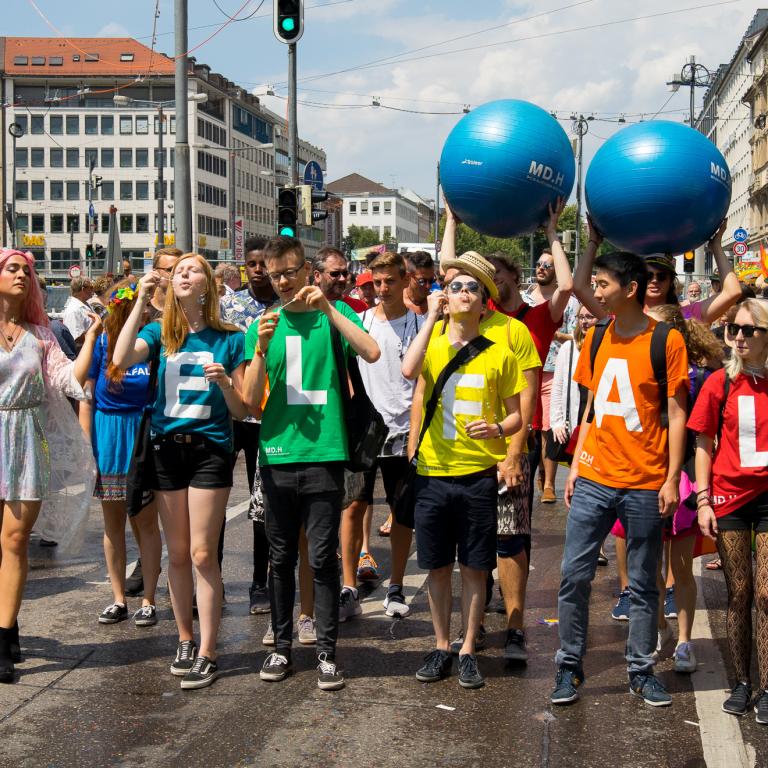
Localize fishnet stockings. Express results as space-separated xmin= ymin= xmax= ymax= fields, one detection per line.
xmin=719 ymin=531 xmax=768 ymax=689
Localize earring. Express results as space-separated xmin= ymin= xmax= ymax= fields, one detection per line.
xmin=198 ymin=293 xmax=207 ymax=306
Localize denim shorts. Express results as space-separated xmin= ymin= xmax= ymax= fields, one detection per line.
xmin=414 ymin=470 xmax=497 ymax=571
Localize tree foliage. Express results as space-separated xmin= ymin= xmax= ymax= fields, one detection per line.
xmin=346 ymin=225 xmax=381 ymax=249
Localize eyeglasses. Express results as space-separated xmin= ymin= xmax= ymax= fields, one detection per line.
xmin=267 ymin=262 xmax=305 ymax=282
xmin=726 ymin=323 xmax=767 ymax=338
xmin=647 ymin=270 xmax=671 ymax=283
xmin=326 ymin=269 xmax=349 ymax=279
xmin=447 ymin=280 xmax=481 ymax=295
xmin=535 ymin=261 xmax=554 ymax=270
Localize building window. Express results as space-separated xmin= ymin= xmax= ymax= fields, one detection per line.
xmin=50 ymin=148 xmax=63 ymax=167
xmin=372 ymin=202 xmax=380 ymax=215
xmin=101 ymin=115 xmax=114 ymax=135
xmin=31 ymin=214 xmax=44 ymax=233
xmin=15 ymin=215 xmax=28 ymax=233
xmin=85 ymin=115 xmax=98 ymax=135
xmin=120 ymin=148 xmax=132 ymax=168
xmin=49 ymin=56 xmax=63 ymax=66
xmin=120 ymin=53 xmax=135 ymax=62
xmin=50 ymin=214 xmax=64 ymax=233
xmin=66 ymin=148 xmax=79 ymax=168
xmin=31 ymin=181 xmax=44 ymax=201
xmin=50 ymin=115 xmax=63 ymax=135
xmin=136 ymin=181 xmax=149 ymax=200
xmin=31 ymin=57 xmax=45 ymax=66
xmin=349 ymin=202 xmax=357 ymax=214
xmin=119 ymin=115 xmax=132 ymax=134
xmin=100 ymin=214 xmax=109 ymax=232
xmin=15 ymin=148 xmax=28 ymax=168
xmin=85 ymin=148 xmax=98 ymax=168
xmin=154 ymin=149 xmax=166 ymax=168
xmin=85 ymin=53 xmax=99 ymax=62
xmin=51 ymin=250 xmax=77 ymax=269
xmin=361 ymin=201 xmax=369 ymax=214
xmin=101 ymin=148 xmax=114 ymax=168
xmin=120 ymin=214 xmax=133 ymax=233
xmin=136 ymin=148 xmax=148 ymax=168
xmin=136 ymin=116 xmax=149 ymax=134
xmin=66 ymin=214 xmax=79 ymax=233
xmin=136 ymin=214 xmax=149 ymax=233
xmin=14 ymin=115 xmax=28 ymax=134
xmin=50 ymin=180 xmax=63 ymax=200
xmin=384 ymin=201 xmax=391 ymax=214
xmin=100 ymin=181 xmax=114 ymax=200
xmin=13 ymin=56 xmax=28 ymax=66
xmin=383 ymin=225 xmax=392 ymax=238
xmin=66 ymin=181 xmax=79 ymax=201
xmin=31 ymin=148 xmax=44 ymax=167
xmin=15 ymin=181 xmax=28 ymax=200
xmin=120 ymin=181 xmax=133 ymax=200
xmin=66 ymin=115 xmax=79 ymax=135
xmin=31 ymin=115 xmax=44 ymax=134
xmin=154 ymin=181 xmax=168 ymax=200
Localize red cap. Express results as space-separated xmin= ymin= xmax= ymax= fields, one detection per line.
xmin=355 ymin=271 xmax=373 ymax=287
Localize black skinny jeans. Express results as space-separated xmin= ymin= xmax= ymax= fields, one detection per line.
xmin=261 ymin=462 xmax=344 ymax=657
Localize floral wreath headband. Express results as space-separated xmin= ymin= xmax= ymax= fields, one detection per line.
xmin=107 ymin=285 xmax=137 ymax=312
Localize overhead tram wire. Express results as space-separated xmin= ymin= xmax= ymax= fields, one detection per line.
xmin=212 ymin=0 xmax=266 ymax=21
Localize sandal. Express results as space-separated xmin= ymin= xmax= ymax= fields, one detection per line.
xmin=705 ymin=557 xmax=722 ymax=571
xmin=378 ymin=513 xmax=392 ymax=537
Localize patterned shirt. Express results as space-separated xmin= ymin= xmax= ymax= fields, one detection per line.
xmin=219 ymin=288 xmax=273 ymax=333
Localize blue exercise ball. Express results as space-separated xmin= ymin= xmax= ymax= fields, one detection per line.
xmin=585 ymin=120 xmax=732 ymax=254
xmin=440 ymin=100 xmax=575 ymax=238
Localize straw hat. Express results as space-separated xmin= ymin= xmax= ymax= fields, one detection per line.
xmin=440 ymin=251 xmax=499 ymax=300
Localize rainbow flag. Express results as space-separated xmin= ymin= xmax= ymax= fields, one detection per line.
xmin=761 ymin=240 xmax=768 ymax=278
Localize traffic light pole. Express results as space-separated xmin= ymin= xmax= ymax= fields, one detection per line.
xmin=174 ymin=0 xmax=192 ymax=252
xmin=572 ymin=115 xmax=589 ymax=266
xmin=288 ymin=42 xmax=299 ymax=188
xmin=157 ymin=104 xmax=165 ymax=249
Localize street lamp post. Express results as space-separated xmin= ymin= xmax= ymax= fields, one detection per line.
xmin=667 ymin=55 xmax=712 ymax=129
xmin=8 ymin=122 xmax=25 ymax=249
xmin=571 ymin=114 xmax=591 ymax=265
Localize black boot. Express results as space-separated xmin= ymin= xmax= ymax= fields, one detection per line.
xmin=0 ymin=626 xmax=15 ymax=683
xmin=10 ymin=621 xmax=21 ymax=663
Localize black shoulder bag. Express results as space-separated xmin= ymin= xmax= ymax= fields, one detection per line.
xmin=125 ymin=350 xmax=160 ymax=517
xmin=392 ymin=335 xmax=495 ymax=529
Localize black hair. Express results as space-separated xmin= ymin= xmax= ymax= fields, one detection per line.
xmin=244 ymin=236 xmax=267 ymax=255
xmin=406 ymin=250 xmax=434 ymax=270
xmin=594 ymin=251 xmax=647 ymax=306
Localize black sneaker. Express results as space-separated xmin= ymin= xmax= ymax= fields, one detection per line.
xmin=504 ymin=628 xmax=529 ymax=662
xmin=317 ymin=653 xmax=345 ymax=691
xmin=458 ymin=653 xmax=484 ymax=689
xmin=180 ymin=656 xmax=219 ymax=690
xmin=754 ymin=689 xmax=768 ymax=724
xmin=449 ymin=625 xmax=487 ymax=655
xmin=133 ymin=604 xmax=158 ymax=627
xmin=415 ymin=649 xmax=453 ymax=682
xmin=170 ymin=640 xmax=198 ymax=677
xmin=9 ymin=621 xmax=21 ymax=663
xmin=249 ymin=583 xmax=270 ymax=615
xmin=722 ymin=681 xmax=752 ymax=716
xmin=551 ymin=666 xmax=584 ymax=705
xmin=98 ymin=602 xmax=128 ymax=625
xmin=125 ymin=559 xmax=144 ymax=597
xmin=260 ymin=652 xmax=291 ymax=682
xmin=629 ymin=673 xmax=672 ymax=707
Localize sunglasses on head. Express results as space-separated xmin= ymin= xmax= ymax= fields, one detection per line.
xmin=447 ymin=280 xmax=481 ymax=295
xmin=726 ymin=323 xmax=767 ymax=338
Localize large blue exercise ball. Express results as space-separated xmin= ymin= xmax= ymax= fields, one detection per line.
xmin=440 ymin=100 xmax=575 ymax=238
xmin=585 ymin=121 xmax=732 ymax=254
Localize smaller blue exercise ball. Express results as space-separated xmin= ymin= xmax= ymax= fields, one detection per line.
xmin=585 ymin=121 xmax=732 ymax=254
xmin=440 ymin=100 xmax=575 ymax=238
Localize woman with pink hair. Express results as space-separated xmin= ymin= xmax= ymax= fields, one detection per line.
xmin=0 ymin=249 xmax=101 ymax=684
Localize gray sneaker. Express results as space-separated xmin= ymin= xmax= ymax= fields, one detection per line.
xmin=133 ymin=604 xmax=157 ymax=627
xmin=262 ymin=620 xmax=275 ymax=647
xmin=297 ymin=615 xmax=316 ymax=645
xmin=339 ymin=588 xmax=362 ymax=622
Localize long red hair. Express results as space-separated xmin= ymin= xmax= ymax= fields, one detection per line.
xmin=0 ymin=248 xmax=48 ymax=326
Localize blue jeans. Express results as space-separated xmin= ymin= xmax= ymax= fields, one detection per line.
xmin=556 ymin=477 xmax=663 ymax=676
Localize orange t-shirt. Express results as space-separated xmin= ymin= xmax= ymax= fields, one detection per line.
xmin=573 ymin=319 xmax=689 ymax=491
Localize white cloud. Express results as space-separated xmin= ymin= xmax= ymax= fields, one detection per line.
xmin=97 ymin=21 xmax=130 ymax=37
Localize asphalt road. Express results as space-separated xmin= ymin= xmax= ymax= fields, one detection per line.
xmin=1 ymin=466 xmax=765 ymax=768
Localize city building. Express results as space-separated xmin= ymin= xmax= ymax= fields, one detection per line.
xmin=0 ymin=36 xmax=327 ymax=278
xmin=398 ymin=187 xmax=436 ymax=243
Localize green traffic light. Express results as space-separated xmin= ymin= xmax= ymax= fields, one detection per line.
xmin=281 ymin=18 xmax=296 ymax=32
xmin=279 ymin=226 xmax=296 ymax=237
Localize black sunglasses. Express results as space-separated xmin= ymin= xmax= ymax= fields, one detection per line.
xmin=726 ymin=323 xmax=767 ymax=338
xmin=327 ymin=269 xmax=349 ymax=279
xmin=647 ymin=270 xmax=671 ymax=282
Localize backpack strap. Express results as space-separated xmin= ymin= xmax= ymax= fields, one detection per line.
xmin=584 ymin=319 xmax=611 ymax=423
xmin=650 ymin=321 xmax=672 ymax=429
xmin=515 ymin=303 xmax=531 ymax=322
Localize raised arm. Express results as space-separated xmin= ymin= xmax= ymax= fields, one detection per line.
xmin=113 ymin=272 xmax=158 ymax=369
xmin=545 ymin=198 xmax=573 ymax=322
xmin=572 ymin=216 xmax=607 ymax=320
xmin=401 ymin=291 xmax=446 ymax=380
xmin=697 ymin=220 xmax=741 ymax=324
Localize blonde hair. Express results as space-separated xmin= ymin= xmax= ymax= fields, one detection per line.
xmin=724 ymin=298 xmax=768 ymax=380
xmin=161 ymin=253 xmax=239 ymax=356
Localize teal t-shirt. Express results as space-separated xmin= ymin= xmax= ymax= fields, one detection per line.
xmin=138 ymin=322 xmax=245 ymax=450
xmin=244 ymin=302 xmax=363 ymax=465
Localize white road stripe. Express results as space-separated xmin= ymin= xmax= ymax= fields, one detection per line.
xmin=691 ymin=557 xmax=756 ymax=768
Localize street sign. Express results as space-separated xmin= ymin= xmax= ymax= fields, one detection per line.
xmin=68 ymin=264 xmax=82 ymax=279
xmin=303 ymin=160 xmax=324 ymax=191
xmin=733 ymin=242 xmax=748 ymax=256
xmin=734 ymin=227 xmax=748 ymax=242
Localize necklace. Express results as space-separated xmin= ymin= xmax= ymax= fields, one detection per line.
xmin=0 ymin=321 xmax=21 ymax=351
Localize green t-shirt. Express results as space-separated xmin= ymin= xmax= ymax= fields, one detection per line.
xmin=244 ymin=301 xmax=364 ymax=465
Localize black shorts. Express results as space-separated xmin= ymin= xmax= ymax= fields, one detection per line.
xmin=718 ymin=492 xmax=768 ymax=534
xmin=414 ymin=470 xmax=497 ymax=571
xmin=348 ymin=456 xmax=411 ymax=507
xmin=152 ymin=434 xmax=234 ymax=491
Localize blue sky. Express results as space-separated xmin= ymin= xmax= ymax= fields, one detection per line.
xmin=3 ymin=0 xmax=762 ymax=199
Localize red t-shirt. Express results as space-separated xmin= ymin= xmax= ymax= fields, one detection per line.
xmin=687 ymin=369 xmax=768 ymax=518
xmin=343 ymin=295 xmax=369 ymax=313
xmin=488 ymin=299 xmax=560 ymax=429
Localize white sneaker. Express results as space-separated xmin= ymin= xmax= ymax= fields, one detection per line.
xmin=653 ymin=622 xmax=674 ymax=658
xmin=339 ymin=587 xmax=362 ymax=622
xmin=673 ymin=642 xmax=697 ymax=673
xmin=383 ymin=588 xmax=410 ymax=617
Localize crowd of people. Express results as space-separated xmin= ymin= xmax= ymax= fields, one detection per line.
xmin=0 ymin=204 xmax=766 ymax=722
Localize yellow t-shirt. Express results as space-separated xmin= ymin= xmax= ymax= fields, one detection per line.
xmin=417 ymin=334 xmax=527 ymax=476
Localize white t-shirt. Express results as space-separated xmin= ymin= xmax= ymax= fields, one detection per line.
xmin=62 ymin=296 xmax=92 ymax=340
xmin=357 ymin=308 xmax=425 ymax=447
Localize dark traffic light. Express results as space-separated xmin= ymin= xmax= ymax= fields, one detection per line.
xmin=683 ymin=250 xmax=695 ymax=274
xmin=273 ymin=0 xmax=304 ymax=44
xmin=299 ymin=185 xmax=329 ymax=225
xmin=277 ymin=187 xmax=299 ymax=237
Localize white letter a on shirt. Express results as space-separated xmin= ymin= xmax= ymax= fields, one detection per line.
xmin=594 ymin=358 xmax=642 ymax=432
